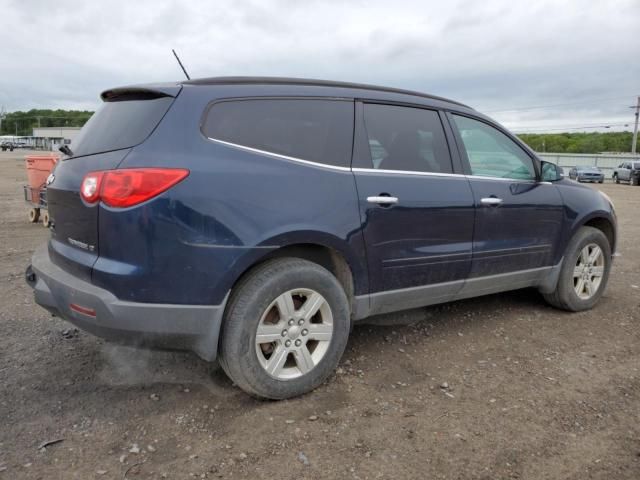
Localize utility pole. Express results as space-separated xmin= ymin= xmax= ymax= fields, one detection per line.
xmin=631 ymin=96 xmax=640 ymax=154
xmin=0 ymin=106 xmax=5 ymax=133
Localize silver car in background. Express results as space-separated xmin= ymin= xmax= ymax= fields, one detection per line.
xmin=568 ymin=165 xmax=604 ymax=183
xmin=612 ymin=161 xmax=640 ymax=185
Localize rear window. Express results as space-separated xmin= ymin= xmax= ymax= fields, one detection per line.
xmin=71 ymin=95 xmax=174 ymax=158
xmin=202 ymin=99 xmax=354 ymax=168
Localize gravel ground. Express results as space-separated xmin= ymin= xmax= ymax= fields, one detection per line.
xmin=1 ymin=150 xmax=639 ymax=479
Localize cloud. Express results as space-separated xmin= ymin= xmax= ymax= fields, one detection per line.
xmin=1 ymin=0 xmax=638 ymax=131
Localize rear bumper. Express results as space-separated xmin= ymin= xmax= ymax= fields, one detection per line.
xmin=27 ymin=244 xmax=226 ymax=361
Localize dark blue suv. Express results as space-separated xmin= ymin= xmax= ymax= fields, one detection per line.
xmin=27 ymin=77 xmax=617 ymax=398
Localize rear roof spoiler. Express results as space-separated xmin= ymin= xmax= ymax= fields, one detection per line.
xmin=100 ymin=84 xmax=182 ymax=102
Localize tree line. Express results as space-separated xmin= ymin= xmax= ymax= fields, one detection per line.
xmin=1 ymin=109 xmax=637 ymax=154
xmin=516 ymin=131 xmax=636 ymax=154
xmin=0 ymin=109 xmax=93 ymax=137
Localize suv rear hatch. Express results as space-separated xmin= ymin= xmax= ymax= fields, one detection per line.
xmin=46 ymin=85 xmax=180 ymax=280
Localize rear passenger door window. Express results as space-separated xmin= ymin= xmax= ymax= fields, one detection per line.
xmin=362 ymin=103 xmax=453 ymax=173
xmin=202 ymin=99 xmax=353 ymax=168
xmin=451 ymin=114 xmax=535 ymax=180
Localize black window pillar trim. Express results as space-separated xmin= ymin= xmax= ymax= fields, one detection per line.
xmin=352 ymin=101 xmax=373 ymax=169
xmin=443 ymin=111 xmax=472 ymax=176
xmin=438 ymin=110 xmax=466 ymax=175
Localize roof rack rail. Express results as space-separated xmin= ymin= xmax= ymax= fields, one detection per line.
xmin=182 ymin=76 xmax=471 ymax=108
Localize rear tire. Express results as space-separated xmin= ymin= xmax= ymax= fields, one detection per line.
xmin=613 ymin=174 xmax=619 ymax=184
xmin=41 ymin=211 xmax=50 ymax=228
xmin=219 ymin=258 xmax=350 ymax=399
xmin=542 ymin=226 xmax=611 ymax=312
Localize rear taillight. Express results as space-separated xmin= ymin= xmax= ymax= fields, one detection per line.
xmin=80 ymin=168 xmax=189 ymax=208
xmin=81 ymin=172 xmax=103 ymax=203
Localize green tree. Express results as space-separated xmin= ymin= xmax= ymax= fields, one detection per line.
xmin=518 ymin=131 xmax=635 ymax=154
xmin=1 ymin=109 xmax=93 ymax=136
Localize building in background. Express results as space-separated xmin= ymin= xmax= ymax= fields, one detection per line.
xmin=31 ymin=127 xmax=81 ymax=151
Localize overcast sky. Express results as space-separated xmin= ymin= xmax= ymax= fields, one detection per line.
xmin=1 ymin=0 xmax=638 ymax=132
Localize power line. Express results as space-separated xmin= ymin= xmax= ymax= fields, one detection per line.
xmin=482 ymin=94 xmax=639 ymax=114
xmin=513 ymin=121 xmax=630 ymax=130
xmin=513 ymin=122 xmax=631 ymax=133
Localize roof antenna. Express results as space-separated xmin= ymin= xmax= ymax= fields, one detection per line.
xmin=172 ymin=49 xmax=191 ymax=80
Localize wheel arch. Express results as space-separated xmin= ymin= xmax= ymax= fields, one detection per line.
xmin=582 ymin=216 xmax=615 ymax=252
xmin=218 ymin=233 xmax=368 ymax=319
xmin=559 ymin=212 xmax=616 ymax=263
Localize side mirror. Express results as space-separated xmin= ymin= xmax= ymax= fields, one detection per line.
xmin=540 ymin=161 xmax=562 ymax=182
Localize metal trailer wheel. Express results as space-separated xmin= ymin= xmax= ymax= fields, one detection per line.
xmin=28 ymin=208 xmax=40 ymax=223
xmin=42 ymin=211 xmax=51 ymax=228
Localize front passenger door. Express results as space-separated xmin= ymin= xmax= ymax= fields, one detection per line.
xmin=448 ymin=113 xmax=564 ymax=279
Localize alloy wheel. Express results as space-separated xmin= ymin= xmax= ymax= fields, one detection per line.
xmin=255 ymin=288 xmax=333 ymax=380
xmin=572 ymin=243 xmax=605 ymax=300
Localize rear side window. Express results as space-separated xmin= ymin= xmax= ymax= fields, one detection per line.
xmin=362 ymin=103 xmax=453 ymax=173
xmin=202 ymin=99 xmax=354 ymax=168
xmin=72 ymin=95 xmax=174 ymax=158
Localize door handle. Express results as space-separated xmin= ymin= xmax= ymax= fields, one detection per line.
xmin=367 ymin=195 xmax=399 ymax=205
xmin=480 ymin=197 xmax=503 ymax=206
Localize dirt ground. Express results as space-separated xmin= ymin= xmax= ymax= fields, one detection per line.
xmin=1 ymin=150 xmax=639 ymax=480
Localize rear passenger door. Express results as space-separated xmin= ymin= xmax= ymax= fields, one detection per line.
xmin=353 ymin=102 xmax=475 ymax=304
xmin=448 ymin=113 xmax=564 ymax=279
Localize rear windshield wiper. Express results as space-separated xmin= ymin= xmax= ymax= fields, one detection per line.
xmin=59 ymin=145 xmax=73 ymax=157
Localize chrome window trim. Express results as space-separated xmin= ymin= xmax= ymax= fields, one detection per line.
xmin=207 ymin=137 xmax=352 ymax=172
xmin=353 ymin=167 xmax=548 ymax=184
xmin=352 ymin=167 xmax=466 ymax=179
xmin=468 ymin=174 xmax=537 ymax=183
xmin=208 ymin=138 xmax=557 ymax=183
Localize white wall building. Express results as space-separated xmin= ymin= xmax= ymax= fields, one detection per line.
xmin=32 ymin=127 xmax=81 ymax=151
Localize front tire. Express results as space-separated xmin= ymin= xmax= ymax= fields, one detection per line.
xmin=219 ymin=258 xmax=350 ymax=399
xmin=542 ymin=226 xmax=611 ymax=312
